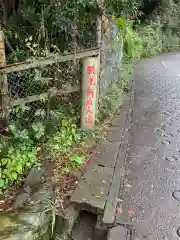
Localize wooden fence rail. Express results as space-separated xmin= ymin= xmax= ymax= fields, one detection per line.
xmin=0 ymin=48 xmax=100 ymax=73
xmin=8 ymin=86 xmax=80 ymax=108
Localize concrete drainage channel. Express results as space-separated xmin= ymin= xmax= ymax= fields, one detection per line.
xmin=54 ymin=205 xmax=133 ymax=240
xmin=56 ymin=82 xmax=135 ymax=240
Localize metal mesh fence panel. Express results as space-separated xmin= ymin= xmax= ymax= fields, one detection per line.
xmin=6 ymin=60 xmax=81 ymax=131
xmin=99 ymin=21 xmax=123 ymax=97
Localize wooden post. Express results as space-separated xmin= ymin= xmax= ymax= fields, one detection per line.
xmin=96 ymin=8 xmax=102 ymax=114
xmin=81 ymin=57 xmax=100 ymax=130
xmin=0 ymin=30 xmax=8 ymax=119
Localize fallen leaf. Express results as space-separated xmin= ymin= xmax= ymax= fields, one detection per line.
xmin=128 ymin=210 xmax=133 ymax=215
xmin=84 ymin=159 xmax=89 ymax=165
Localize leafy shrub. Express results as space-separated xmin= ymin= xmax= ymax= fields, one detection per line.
xmin=0 ymin=117 xmax=84 ymax=189
xmin=108 ymin=0 xmax=180 ymax=59
xmin=0 ymin=141 xmax=37 ymax=189
xmin=45 ymin=119 xmax=82 ymax=155
xmin=4 ymin=0 xmax=99 ymax=62
xmin=0 ymin=122 xmax=44 ymax=189
xmin=113 ymin=17 xmax=143 ymax=60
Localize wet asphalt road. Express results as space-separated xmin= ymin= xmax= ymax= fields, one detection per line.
xmin=118 ymin=52 xmax=180 ymax=239
xmin=71 ymin=53 xmax=180 ymax=240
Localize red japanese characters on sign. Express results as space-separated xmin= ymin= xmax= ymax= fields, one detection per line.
xmin=85 ymin=64 xmax=96 ymax=124
xmin=87 ymin=65 xmax=96 ymax=75
xmin=81 ymin=57 xmax=99 ymax=130
xmin=89 ymin=76 xmax=96 ymax=85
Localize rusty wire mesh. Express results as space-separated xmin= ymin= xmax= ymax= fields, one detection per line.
xmin=6 ymin=60 xmax=81 ymax=130
xmin=7 ymin=61 xmax=80 ymax=99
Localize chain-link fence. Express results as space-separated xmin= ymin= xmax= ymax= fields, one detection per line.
xmin=7 ymin=60 xmax=81 ymax=129
xmin=0 ymin=12 xmax=123 ymax=142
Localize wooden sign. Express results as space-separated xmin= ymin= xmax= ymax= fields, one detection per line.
xmin=81 ymin=57 xmax=99 ymax=130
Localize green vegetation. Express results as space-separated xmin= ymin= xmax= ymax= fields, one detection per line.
xmin=3 ymin=0 xmax=180 ymax=62
xmin=121 ymin=0 xmax=180 ymax=57
xmin=1 ymin=0 xmax=180 ymax=189
xmin=105 ymin=0 xmax=180 ymax=60
xmin=99 ymin=0 xmax=180 ymax=138
xmin=0 ymin=108 xmax=87 ymax=189
xmin=41 ymin=198 xmax=56 ymax=237
xmin=1 ymin=0 xmax=97 ymax=189
xmin=3 ymin=0 xmax=100 ymax=62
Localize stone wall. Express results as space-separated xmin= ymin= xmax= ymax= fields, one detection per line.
xmin=0 ymin=167 xmax=53 ymax=240
xmin=99 ymin=21 xmax=123 ymax=98
xmin=0 ymin=211 xmax=50 ymax=240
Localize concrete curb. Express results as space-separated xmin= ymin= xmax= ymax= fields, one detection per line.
xmin=105 ymin=81 xmax=135 ymax=239
xmin=103 ymin=80 xmax=135 ymax=227
xmin=70 ymin=80 xmax=135 ymax=238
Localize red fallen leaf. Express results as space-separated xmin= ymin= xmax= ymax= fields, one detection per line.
xmin=128 ymin=210 xmax=133 ymax=215
xmin=84 ymin=159 xmax=89 ymax=165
